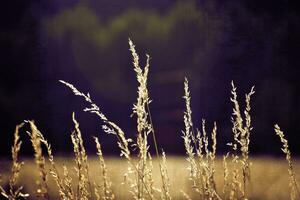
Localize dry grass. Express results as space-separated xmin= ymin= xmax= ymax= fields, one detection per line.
xmin=0 ymin=123 xmax=29 ymax=200
xmin=27 ymin=120 xmax=50 ymax=199
xmin=0 ymin=157 xmax=299 ymax=200
xmin=0 ymin=39 xmax=299 ymax=200
xmin=274 ymin=125 xmax=300 ymax=200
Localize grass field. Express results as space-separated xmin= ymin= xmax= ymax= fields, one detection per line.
xmin=1 ymin=156 xmax=299 ymax=200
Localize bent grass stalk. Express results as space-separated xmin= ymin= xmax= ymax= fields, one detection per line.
xmin=274 ymin=125 xmax=299 ymax=200
xmin=27 ymin=120 xmax=50 ymax=200
xmin=71 ymin=112 xmax=91 ymax=200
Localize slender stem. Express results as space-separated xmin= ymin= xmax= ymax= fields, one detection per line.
xmin=146 ymin=102 xmax=160 ymax=158
xmin=147 ymin=102 xmax=167 ymax=198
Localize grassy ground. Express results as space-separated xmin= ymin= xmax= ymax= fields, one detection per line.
xmin=1 ymin=156 xmax=299 ymax=200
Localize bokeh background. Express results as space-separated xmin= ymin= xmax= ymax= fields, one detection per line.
xmin=1 ymin=0 xmax=300 ymax=157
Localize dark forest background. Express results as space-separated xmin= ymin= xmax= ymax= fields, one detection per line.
xmin=1 ymin=0 xmax=300 ymax=157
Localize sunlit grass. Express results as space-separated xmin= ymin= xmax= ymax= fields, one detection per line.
xmin=0 ymin=40 xmax=299 ymax=200
xmin=0 ymin=157 xmax=299 ymax=200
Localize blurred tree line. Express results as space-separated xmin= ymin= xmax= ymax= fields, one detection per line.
xmin=1 ymin=0 xmax=300 ymax=156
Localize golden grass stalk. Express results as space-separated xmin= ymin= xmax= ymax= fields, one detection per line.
xmin=129 ymin=38 xmax=156 ymax=200
xmin=210 ymin=122 xmax=217 ymax=163
xmin=0 ymin=123 xmax=29 ymax=200
xmin=71 ymin=113 xmax=90 ymax=200
xmin=274 ymin=124 xmax=299 ymax=200
xmin=27 ymin=120 xmax=50 ymax=200
xmin=129 ymin=39 xmax=171 ymax=199
xmin=159 ymin=151 xmax=171 ymax=200
xmin=93 ymin=136 xmax=114 ymax=200
xmin=182 ymin=78 xmax=197 ymax=181
xmin=129 ymin=38 xmax=151 ymax=137
xmin=130 ymin=39 xmax=172 ymax=199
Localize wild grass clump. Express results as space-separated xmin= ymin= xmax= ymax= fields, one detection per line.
xmin=182 ymin=78 xmax=219 ymax=199
xmin=60 ymin=39 xmax=169 ymax=200
xmin=0 ymin=39 xmax=299 ymax=200
xmin=0 ymin=123 xmax=29 ymax=200
xmin=222 ymin=82 xmax=255 ymax=200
